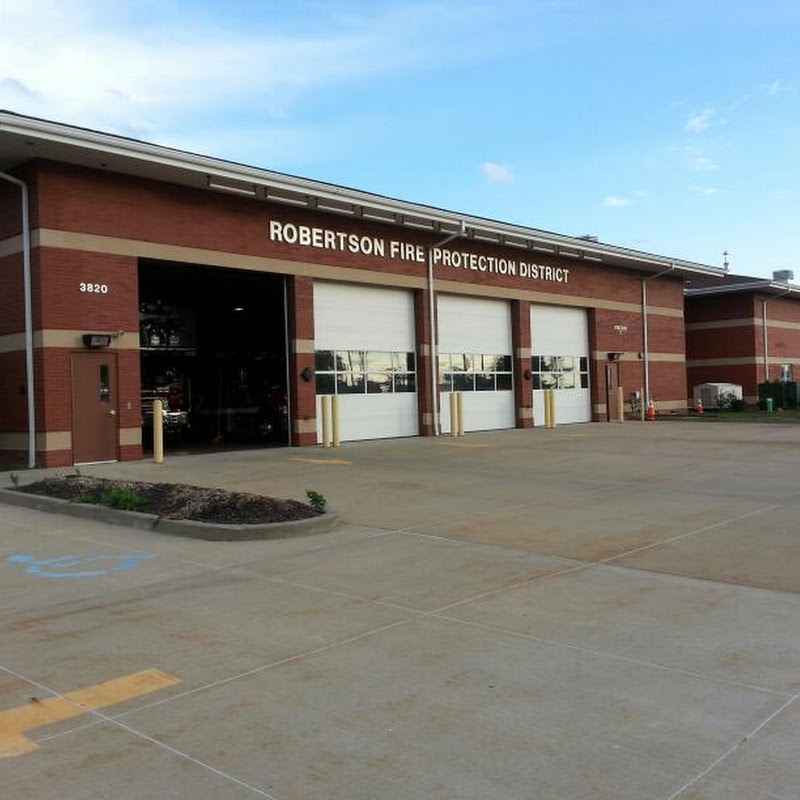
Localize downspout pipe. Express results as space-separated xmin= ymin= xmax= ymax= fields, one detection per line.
xmin=427 ymin=221 xmax=466 ymax=435
xmin=641 ymin=262 xmax=675 ymax=410
xmin=761 ymin=286 xmax=792 ymax=384
xmin=0 ymin=171 xmax=35 ymax=468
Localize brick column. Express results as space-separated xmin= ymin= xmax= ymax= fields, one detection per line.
xmin=511 ymin=299 xmax=533 ymax=428
xmin=415 ymin=288 xmax=436 ymax=436
xmin=286 ymin=276 xmax=317 ymax=446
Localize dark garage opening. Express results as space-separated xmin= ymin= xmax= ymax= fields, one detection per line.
xmin=138 ymin=261 xmax=289 ymax=452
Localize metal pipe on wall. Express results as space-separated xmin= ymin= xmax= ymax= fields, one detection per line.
xmin=426 ymin=222 xmax=466 ymax=436
xmin=761 ymin=287 xmax=792 ymax=383
xmin=282 ymin=276 xmax=293 ymax=448
xmin=641 ymin=263 xmax=675 ymax=409
xmin=0 ymin=170 xmax=35 ymax=469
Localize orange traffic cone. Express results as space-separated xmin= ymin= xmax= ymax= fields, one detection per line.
xmin=694 ymin=397 xmax=704 ymax=415
xmin=645 ymin=398 xmax=656 ymax=421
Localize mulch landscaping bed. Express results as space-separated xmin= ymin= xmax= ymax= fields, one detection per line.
xmin=13 ymin=476 xmax=320 ymax=525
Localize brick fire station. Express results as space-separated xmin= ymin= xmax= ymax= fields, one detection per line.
xmin=0 ymin=111 xmax=725 ymax=468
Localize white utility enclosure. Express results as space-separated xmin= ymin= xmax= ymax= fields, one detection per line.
xmin=693 ymin=382 xmax=743 ymax=409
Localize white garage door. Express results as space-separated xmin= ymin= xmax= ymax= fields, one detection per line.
xmin=314 ymin=282 xmax=418 ymax=442
xmin=437 ymin=295 xmax=514 ymax=433
xmin=530 ymin=304 xmax=591 ymax=424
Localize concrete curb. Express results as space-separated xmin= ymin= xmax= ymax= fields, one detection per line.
xmin=0 ymin=487 xmax=339 ymax=541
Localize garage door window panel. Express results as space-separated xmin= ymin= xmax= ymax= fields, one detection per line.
xmin=532 ymin=355 xmax=589 ymax=391
xmin=315 ymin=349 xmax=416 ymax=395
xmin=439 ymin=352 xmax=513 ymax=393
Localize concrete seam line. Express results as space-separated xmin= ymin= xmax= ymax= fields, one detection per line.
xmin=664 ymin=691 xmax=800 ymax=800
xmin=264 ymin=576 xmax=421 ymax=614
xmin=135 ymin=547 xmax=798 ymax=700
xmin=599 ymin=503 xmax=783 ymax=565
xmin=275 ymin=565 xmax=798 ymax=697
xmin=424 ymin=503 xmax=786 ymax=619
xmin=0 ymin=663 xmax=278 ymax=799
xmin=430 ymin=613 xmax=792 ymax=698
xmin=34 ymin=618 xmax=413 ymax=745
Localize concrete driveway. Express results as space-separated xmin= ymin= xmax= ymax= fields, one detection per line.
xmin=1 ymin=421 xmax=799 ymax=799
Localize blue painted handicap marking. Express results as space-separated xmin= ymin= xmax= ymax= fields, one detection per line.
xmin=8 ymin=553 xmax=157 ymax=578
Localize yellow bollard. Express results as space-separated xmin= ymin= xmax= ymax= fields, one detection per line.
xmin=331 ymin=394 xmax=340 ymax=447
xmin=450 ymin=392 xmax=458 ymax=436
xmin=616 ymin=386 xmax=625 ymax=422
xmin=321 ymin=395 xmax=332 ymax=448
xmin=456 ymin=392 xmax=465 ymax=437
xmin=152 ymin=399 xmax=164 ymax=463
xmin=545 ymin=389 xmax=556 ymax=429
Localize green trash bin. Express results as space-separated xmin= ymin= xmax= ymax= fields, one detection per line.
xmin=766 ymin=398 xmax=774 ymax=413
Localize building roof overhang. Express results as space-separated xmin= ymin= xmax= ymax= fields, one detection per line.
xmin=685 ymin=278 xmax=800 ymax=298
xmin=0 ymin=110 xmax=725 ymax=279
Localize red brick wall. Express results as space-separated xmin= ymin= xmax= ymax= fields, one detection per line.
xmin=686 ymin=291 xmax=800 ymax=399
xmin=31 ymin=161 xmax=685 ymax=310
xmin=414 ymin=288 xmax=435 ymax=435
xmin=510 ymin=299 xmax=533 ymax=428
xmin=0 ymin=180 xmax=22 ymax=239
xmin=0 ymin=351 xmax=28 ymax=430
xmin=286 ymin=275 xmax=316 ymax=446
xmin=1 ymin=159 xmax=697 ymax=460
xmin=0 ymin=252 xmax=25 ymax=335
xmin=37 ymin=249 xmax=139 ymax=332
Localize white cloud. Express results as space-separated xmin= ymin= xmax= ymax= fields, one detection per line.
xmin=481 ymin=162 xmax=514 ymax=184
xmin=685 ymin=108 xmax=715 ymax=133
xmin=602 ymin=195 xmax=632 ymax=208
xmin=691 ymin=155 xmax=718 ymax=171
xmin=0 ymin=0 xmax=496 ymax=143
xmin=691 ymin=186 xmax=722 ymax=196
xmin=766 ymin=79 xmax=785 ymax=96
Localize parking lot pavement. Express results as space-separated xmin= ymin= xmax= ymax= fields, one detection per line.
xmin=1 ymin=421 xmax=800 ymax=798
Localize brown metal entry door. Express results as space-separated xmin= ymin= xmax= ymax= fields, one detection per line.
xmin=71 ymin=352 xmax=118 ymax=464
xmin=606 ymin=362 xmax=620 ymax=422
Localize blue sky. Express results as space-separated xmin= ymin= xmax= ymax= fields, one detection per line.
xmin=1 ymin=0 xmax=798 ymax=278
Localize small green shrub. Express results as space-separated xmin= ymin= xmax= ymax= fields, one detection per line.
xmin=72 ymin=493 xmax=94 ymax=504
xmin=306 ymin=489 xmax=327 ymax=513
xmin=9 ymin=472 xmax=19 ymax=487
xmin=100 ymin=487 xmax=147 ymax=511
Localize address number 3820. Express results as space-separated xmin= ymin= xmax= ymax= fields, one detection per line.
xmin=78 ymin=282 xmax=109 ymax=294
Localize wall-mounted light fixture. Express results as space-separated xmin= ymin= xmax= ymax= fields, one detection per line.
xmin=300 ymin=366 xmax=313 ymax=382
xmin=523 ymin=368 xmax=532 ymax=380
xmin=607 ymin=352 xmax=624 ymax=361
xmin=83 ymin=333 xmax=112 ymax=349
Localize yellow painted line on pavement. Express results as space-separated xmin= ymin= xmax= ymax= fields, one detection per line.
xmin=289 ymin=457 xmax=351 ymax=465
xmin=0 ymin=668 xmax=181 ymax=758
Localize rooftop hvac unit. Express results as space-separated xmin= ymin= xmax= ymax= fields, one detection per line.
xmin=693 ymin=382 xmax=743 ymax=409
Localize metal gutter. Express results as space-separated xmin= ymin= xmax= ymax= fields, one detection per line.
xmin=686 ymin=281 xmax=800 ymax=297
xmin=0 ymin=169 xmax=35 ymax=468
